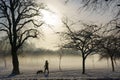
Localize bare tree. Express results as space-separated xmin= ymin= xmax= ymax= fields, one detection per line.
xmin=56 ymin=36 xmax=64 ymax=71
xmin=81 ymin=0 xmax=120 ymax=33
xmin=0 ymin=36 xmax=10 ymax=68
xmin=65 ymin=0 xmax=120 ymax=34
xmin=0 ymin=0 xmax=44 ymax=75
xmin=98 ymin=36 xmax=120 ymax=72
xmin=61 ymin=19 xmax=101 ymax=74
xmin=59 ymin=47 xmax=63 ymax=71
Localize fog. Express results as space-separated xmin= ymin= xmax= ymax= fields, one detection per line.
xmin=0 ymin=54 xmax=120 ymax=73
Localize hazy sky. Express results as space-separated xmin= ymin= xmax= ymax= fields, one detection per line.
xmin=0 ymin=0 xmax=114 ymax=50
xmin=31 ymin=0 xmax=114 ymax=50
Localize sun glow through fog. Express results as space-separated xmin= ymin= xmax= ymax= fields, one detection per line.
xmin=33 ymin=10 xmax=63 ymax=50
xmin=41 ymin=10 xmax=61 ymax=26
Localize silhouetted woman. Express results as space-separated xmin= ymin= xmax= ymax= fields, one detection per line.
xmin=44 ymin=60 xmax=49 ymax=75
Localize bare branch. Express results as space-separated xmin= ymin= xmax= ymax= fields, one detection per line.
xmin=17 ymin=29 xmax=39 ymax=49
xmin=0 ymin=23 xmax=9 ymax=29
xmin=0 ymin=16 xmax=6 ymax=19
xmin=17 ymin=20 xmax=43 ymax=32
xmin=0 ymin=28 xmax=9 ymax=35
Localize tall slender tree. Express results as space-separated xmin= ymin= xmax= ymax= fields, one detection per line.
xmin=0 ymin=0 xmax=44 ymax=75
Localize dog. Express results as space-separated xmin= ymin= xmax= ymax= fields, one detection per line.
xmin=36 ymin=70 xmax=43 ymax=74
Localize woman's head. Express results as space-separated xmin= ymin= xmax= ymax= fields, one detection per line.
xmin=45 ymin=60 xmax=48 ymax=63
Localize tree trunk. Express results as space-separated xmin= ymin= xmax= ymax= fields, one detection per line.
xmin=107 ymin=58 xmax=109 ymax=69
xmin=82 ymin=58 xmax=85 ymax=74
xmin=110 ymin=56 xmax=115 ymax=72
xmin=3 ymin=57 xmax=7 ymax=68
xmin=11 ymin=48 xmax=20 ymax=75
xmin=59 ymin=58 xmax=62 ymax=71
xmin=92 ymin=55 xmax=95 ymax=69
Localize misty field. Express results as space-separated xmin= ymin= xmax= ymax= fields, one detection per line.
xmin=0 ymin=54 xmax=120 ymax=79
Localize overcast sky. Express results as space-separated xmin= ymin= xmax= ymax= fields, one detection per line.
xmin=0 ymin=0 xmax=115 ymax=50
xmin=31 ymin=0 xmax=115 ymax=50
xmin=30 ymin=0 xmax=115 ymax=50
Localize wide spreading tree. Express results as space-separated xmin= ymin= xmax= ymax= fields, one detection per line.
xmin=60 ymin=19 xmax=101 ymax=74
xmin=0 ymin=0 xmax=44 ymax=75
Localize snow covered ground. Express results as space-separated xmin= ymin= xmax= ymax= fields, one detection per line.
xmin=0 ymin=68 xmax=120 ymax=80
